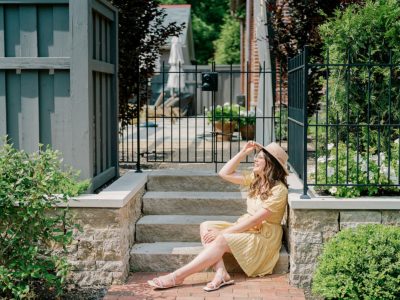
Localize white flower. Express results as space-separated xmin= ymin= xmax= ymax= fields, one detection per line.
xmin=371 ymin=155 xmax=379 ymax=162
xmin=223 ymin=102 xmax=230 ymax=106
xmin=317 ymin=157 xmax=326 ymax=163
xmin=216 ymin=105 xmax=222 ymax=109
xmin=204 ymin=108 xmax=208 ymax=112
xmin=361 ymin=163 xmax=367 ymax=172
xmin=328 ymin=143 xmax=334 ymax=150
xmin=395 ymin=138 xmax=399 ymax=144
xmin=380 ymin=152 xmax=385 ymax=162
xmin=380 ymin=165 xmax=388 ymax=175
xmin=327 ymin=167 xmax=335 ymax=177
xmin=329 ymin=187 xmax=337 ymax=194
xmin=328 ymin=156 xmax=335 ymax=161
xmin=353 ymin=156 xmax=364 ymax=163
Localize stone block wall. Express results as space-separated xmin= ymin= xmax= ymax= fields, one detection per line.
xmin=64 ymin=186 xmax=144 ymax=288
xmin=288 ymin=207 xmax=400 ymax=289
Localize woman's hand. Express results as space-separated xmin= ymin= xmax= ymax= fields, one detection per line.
xmin=241 ymin=141 xmax=261 ymax=156
xmin=202 ymin=229 xmax=220 ymax=244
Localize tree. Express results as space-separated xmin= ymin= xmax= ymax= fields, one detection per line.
xmin=268 ymin=0 xmax=364 ymax=116
xmin=160 ymin=0 xmax=232 ymax=64
xmin=110 ymin=0 xmax=184 ymax=128
xmin=214 ymin=16 xmax=241 ymax=64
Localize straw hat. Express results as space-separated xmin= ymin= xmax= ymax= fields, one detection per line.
xmin=255 ymin=142 xmax=289 ymax=175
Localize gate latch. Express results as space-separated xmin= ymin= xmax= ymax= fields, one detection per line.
xmin=201 ymin=72 xmax=218 ymax=91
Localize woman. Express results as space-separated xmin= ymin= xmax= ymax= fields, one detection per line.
xmin=148 ymin=141 xmax=289 ymax=291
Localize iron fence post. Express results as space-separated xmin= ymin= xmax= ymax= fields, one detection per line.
xmin=136 ymin=67 xmax=142 ymax=173
xmin=301 ymin=46 xmax=310 ymax=199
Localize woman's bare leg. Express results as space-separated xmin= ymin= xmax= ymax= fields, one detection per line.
xmin=151 ymin=235 xmax=231 ymax=286
xmin=199 ymin=222 xmax=227 ymax=272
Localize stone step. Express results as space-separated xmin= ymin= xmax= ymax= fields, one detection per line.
xmin=143 ymin=191 xmax=247 ymax=215
xmin=130 ymin=242 xmax=289 ymax=274
xmin=136 ymin=215 xmax=238 ymax=242
xmin=146 ymin=170 xmax=241 ymax=192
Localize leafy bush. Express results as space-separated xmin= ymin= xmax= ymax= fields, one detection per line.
xmin=319 ymin=0 xmax=400 ymax=152
xmin=311 ymin=141 xmax=400 ymax=197
xmin=0 ymin=142 xmax=89 ymax=299
xmin=206 ymin=103 xmax=241 ymax=123
xmin=214 ymin=15 xmax=240 ymax=64
xmin=238 ymin=108 xmax=256 ymax=127
xmin=312 ymin=224 xmax=400 ymax=299
xmin=275 ymin=107 xmax=288 ymax=140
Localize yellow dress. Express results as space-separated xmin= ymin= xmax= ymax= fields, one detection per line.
xmin=202 ymin=180 xmax=288 ymax=277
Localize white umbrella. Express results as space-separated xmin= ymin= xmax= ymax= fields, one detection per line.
xmin=166 ymin=36 xmax=185 ymax=96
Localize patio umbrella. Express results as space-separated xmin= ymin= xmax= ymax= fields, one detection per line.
xmin=166 ymin=36 xmax=185 ymax=96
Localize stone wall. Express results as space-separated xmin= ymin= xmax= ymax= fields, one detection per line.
xmin=56 ymin=172 xmax=146 ymax=289
xmin=288 ymin=200 xmax=400 ymax=289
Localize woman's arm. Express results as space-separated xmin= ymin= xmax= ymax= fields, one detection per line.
xmin=202 ymin=208 xmax=271 ymax=243
xmin=222 ymin=208 xmax=271 ymax=234
xmin=218 ymin=141 xmax=257 ymax=184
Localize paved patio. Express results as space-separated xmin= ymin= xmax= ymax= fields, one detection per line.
xmin=104 ymin=272 xmax=306 ymax=300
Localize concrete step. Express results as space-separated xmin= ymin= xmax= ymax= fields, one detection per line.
xmin=146 ymin=170 xmax=241 ymax=192
xmin=136 ymin=215 xmax=238 ymax=242
xmin=130 ymin=242 xmax=289 ymax=274
xmin=143 ymin=191 xmax=247 ymax=215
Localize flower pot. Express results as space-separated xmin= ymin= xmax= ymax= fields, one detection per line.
xmin=240 ymin=124 xmax=255 ymax=140
xmin=215 ymin=121 xmax=236 ymax=141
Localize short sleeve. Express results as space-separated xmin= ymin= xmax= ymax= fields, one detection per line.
xmin=261 ymin=183 xmax=288 ymax=213
xmin=241 ymin=170 xmax=254 ymax=189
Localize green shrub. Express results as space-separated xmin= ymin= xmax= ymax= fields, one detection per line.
xmin=319 ymin=0 xmax=400 ymax=152
xmin=311 ymin=141 xmax=400 ymax=197
xmin=312 ymin=224 xmax=400 ymax=299
xmin=0 ymin=141 xmax=89 ymax=299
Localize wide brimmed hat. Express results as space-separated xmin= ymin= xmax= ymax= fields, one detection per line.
xmin=255 ymin=142 xmax=289 ymax=176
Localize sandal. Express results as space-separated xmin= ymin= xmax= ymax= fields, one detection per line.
xmin=203 ymin=272 xmax=235 ymax=292
xmin=148 ymin=272 xmax=179 ymax=289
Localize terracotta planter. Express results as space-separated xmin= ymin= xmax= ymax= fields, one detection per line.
xmin=240 ymin=124 xmax=255 ymax=140
xmin=214 ymin=121 xmax=236 ymax=141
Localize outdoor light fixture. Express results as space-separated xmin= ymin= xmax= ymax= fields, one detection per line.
xmin=201 ymin=72 xmax=218 ymax=91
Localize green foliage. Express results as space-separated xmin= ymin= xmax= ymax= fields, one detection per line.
xmin=311 ymin=141 xmax=400 ymax=197
xmin=239 ymin=108 xmax=256 ymax=126
xmin=111 ymin=0 xmax=184 ymax=128
xmin=312 ymin=224 xmax=400 ymax=299
xmin=159 ymin=0 xmax=232 ymax=64
xmin=206 ymin=103 xmax=242 ymax=123
xmin=0 ymin=141 xmax=89 ymax=299
xmin=319 ymin=0 xmax=400 ymax=148
xmin=275 ymin=107 xmax=288 ymax=140
xmin=269 ymin=0 xmax=363 ymax=117
xmin=214 ymin=16 xmax=240 ymax=64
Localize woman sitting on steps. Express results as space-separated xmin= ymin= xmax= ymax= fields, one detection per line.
xmin=148 ymin=141 xmax=289 ymax=291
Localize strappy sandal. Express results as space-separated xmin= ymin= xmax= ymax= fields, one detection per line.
xmin=147 ymin=272 xmax=179 ymax=289
xmin=203 ymin=273 xmax=235 ymax=292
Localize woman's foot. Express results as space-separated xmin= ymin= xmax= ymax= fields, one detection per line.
xmin=203 ymin=271 xmax=234 ymax=292
xmin=147 ymin=272 xmax=183 ymax=289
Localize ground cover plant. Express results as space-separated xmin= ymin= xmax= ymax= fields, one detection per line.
xmin=312 ymin=224 xmax=400 ymax=299
xmin=0 ymin=142 xmax=89 ymax=298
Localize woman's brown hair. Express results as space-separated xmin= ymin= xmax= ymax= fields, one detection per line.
xmin=248 ymin=149 xmax=288 ymax=199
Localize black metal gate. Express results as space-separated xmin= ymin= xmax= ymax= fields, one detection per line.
xmin=119 ymin=62 xmax=286 ymax=171
xmin=287 ymin=48 xmax=309 ymax=197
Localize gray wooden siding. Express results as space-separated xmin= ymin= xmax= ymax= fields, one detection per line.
xmin=0 ymin=0 xmax=118 ymax=191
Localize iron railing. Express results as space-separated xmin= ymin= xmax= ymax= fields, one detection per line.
xmin=119 ymin=62 xmax=286 ymax=171
xmin=288 ymin=47 xmax=400 ymax=197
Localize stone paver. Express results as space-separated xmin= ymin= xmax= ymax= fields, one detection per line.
xmin=104 ymin=272 xmax=305 ymax=300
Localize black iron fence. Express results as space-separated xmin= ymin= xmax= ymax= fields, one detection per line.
xmin=288 ymin=47 xmax=400 ymax=197
xmin=119 ymin=62 xmax=286 ymax=171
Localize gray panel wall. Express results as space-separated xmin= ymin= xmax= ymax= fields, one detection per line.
xmin=0 ymin=0 xmax=118 ymax=191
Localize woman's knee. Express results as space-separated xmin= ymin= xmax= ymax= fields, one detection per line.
xmin=213 ymin=234 xmax=230 ymax=251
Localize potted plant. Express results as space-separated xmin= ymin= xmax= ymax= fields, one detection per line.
xmin=206 ymin=103 xmax=240 ymax=141
xmin=239 ymin=108 xmax=256 ymax=140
